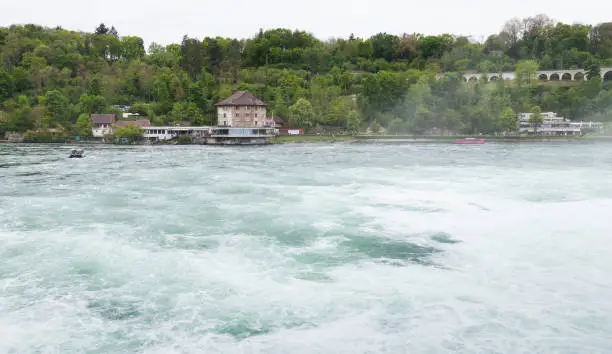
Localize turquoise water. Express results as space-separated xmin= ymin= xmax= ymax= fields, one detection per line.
xmin=1 ymin=142 xmax=612 ymax=353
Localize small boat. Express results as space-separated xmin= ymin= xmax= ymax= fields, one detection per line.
xmin=69 ymin=148 xmax=84 ymax=158
xmin=452 ymin=138 xmax=486 ymax=145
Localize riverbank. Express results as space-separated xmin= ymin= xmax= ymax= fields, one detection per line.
xmin=271 ymin=134 xmax=595 ymax=144
xmin=269 ymin=135 xmax=359 ymax=144
xmin=5 ymin=134 xmax=612 ymax=146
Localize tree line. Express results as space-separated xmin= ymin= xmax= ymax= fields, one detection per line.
xmin=1 ymin=15 xmax=612 ymax=141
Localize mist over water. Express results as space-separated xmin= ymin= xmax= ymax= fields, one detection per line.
xmin=2 ymin=142 xmax=612 ymax=353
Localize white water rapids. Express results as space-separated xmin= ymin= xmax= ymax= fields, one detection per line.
xmin=1 ymin=142 xmax=612 ymax=353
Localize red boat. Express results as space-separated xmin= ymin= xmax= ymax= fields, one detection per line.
xmin=452 ymin=138 xmax=486 ymax=144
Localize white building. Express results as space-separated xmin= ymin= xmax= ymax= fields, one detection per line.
xmin=122 ymin=112 xmax=140 ymax=119
xmin=517 ymin=112 xmax=585 ymax=136
xmin=142 ymin=126 xmax=215 ymax=142
xmin=91 ymin=114 xmax=116 ymax=138
xmin=143 ymin=127 xmax=177 ymax=141
xmin=142 ymin=126 xmax=277 ymax=144
xmin=575 ymin=121 xmax=605 ymax=132
xmin=215 ymin=91 xmax=268 ymax=128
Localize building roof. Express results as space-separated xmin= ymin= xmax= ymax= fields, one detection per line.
xmin=273 ymin=116 xmax=284 ymax=124
xmin=215 ymin=91 xmax=266 ymax=107
xmin=91 ymin=114 xmax=116 ymax=124
xmin=115 ymin=119 xmax=151 ymax=127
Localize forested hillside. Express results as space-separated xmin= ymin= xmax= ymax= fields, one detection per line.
xmin=1 ymin=15 xmax=612 ymax=139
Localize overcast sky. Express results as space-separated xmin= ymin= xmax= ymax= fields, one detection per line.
xmin=3 ymin=0 xmax=612 ymax=47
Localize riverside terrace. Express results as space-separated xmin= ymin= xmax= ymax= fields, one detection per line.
xmin=143 ymin=126 xmax=278 ymax=145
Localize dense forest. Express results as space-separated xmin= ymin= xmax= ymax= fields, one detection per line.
xmin=1 ymin=15 xmax=612 ymax=140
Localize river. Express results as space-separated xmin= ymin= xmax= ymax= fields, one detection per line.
xmin=1 ymin=142 xmax=612 ymax=353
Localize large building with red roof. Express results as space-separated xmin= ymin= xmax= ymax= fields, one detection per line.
xmin=215 ymin=91 xmax=267 ymax=128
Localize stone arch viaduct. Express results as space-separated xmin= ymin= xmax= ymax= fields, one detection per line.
xmin=462 ymin=68 xmax=612 ymax=83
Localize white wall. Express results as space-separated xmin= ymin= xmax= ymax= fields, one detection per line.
xmin=92 ymin=124 xmax=113 ymax=138
xmin=143 ymin=128 xmax=175 ymax=141
xmin=217 ymin=106 xmax=235 ymax=126
xmin=217 ymin=106 xmax=267 ymax=127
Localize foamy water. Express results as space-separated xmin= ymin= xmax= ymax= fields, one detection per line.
xmin=2 ymin=142 xmax=612 ymax=353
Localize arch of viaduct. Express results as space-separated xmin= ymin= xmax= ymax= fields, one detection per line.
xmin=462 ymin=68 xmax=612 ymax=83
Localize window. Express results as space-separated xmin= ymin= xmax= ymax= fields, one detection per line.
xmin=224 ymin=113 xmax=227 ymax=118
xmin=255 ymin=114 xmax=258 ymax=118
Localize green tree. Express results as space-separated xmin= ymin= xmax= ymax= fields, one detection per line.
xmin=369 ymin=120 xmax=381 ymax=134
xmin=186 ymin=82 xmax=210 ymax=112
xmin=78 ymin=94 xmax=107 ymax=114
xmin=95 ymin=23 xmax=109 ymax=35
xmin=288 ymin=98 xmax=315 ymax=129
xmin=310 ymin=76 xmax=340 ymax=124
xmin=360 ymin=70 xmax=411 ymax=117
xmin=369 ymin=33 xmax=399 ymax=61
xmin=408 ymin=105 xmax=432 ymax=134
xmin=515 ymin=60 xmax=539 ymax=87
xmin=585 ymin=59 xmax=601 ymax=80
xmin=5 ymin=95 xmax=34 ymax=132
xmin=496 ymin=107 xmax=517 ymax=134
xmin=113 ymin=125 xmax=143 ymax=141
xmin=180 ymin=36 xmax=204 ymax=80
xmin=529 ymin=105 xmax=544 ymax=133
xmin=272 ymin=90 xmax=288 ymax=118
xmin=0 ymin=69 xmax=14 ymax=102
xmin=169 ymin=101 xmax=205 ymax=125
xmin=326 ymin=97 xmax=350 ymax=126
xmin=121 ymin=36 xmax=146 ymax=61
xmin=129 ymin=103 xmax=156 ymax=118
xmin=346 ymin=109 xmax=362 ymax=133
xmin=76 ymin=113 xmax=92 ymax=137
xmin=42 ymin=90 xmax=69 ymax=127
xmin=88 ymin=76 xmax=103 ymax=96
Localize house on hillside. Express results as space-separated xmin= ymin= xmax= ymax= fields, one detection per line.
xmin=272 ymin=116 xmax=287 ymax=129
xmin=91 ymin=114 xmax=116 ymax=137
xmin=260 ymin=115 xmax=288 ymax=129
xmin=215 ymin=91 xmax=267 ymax=128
